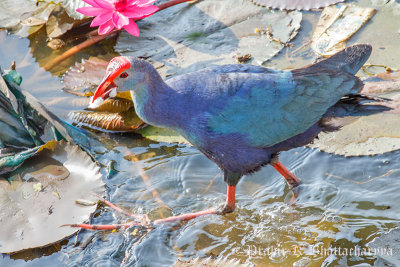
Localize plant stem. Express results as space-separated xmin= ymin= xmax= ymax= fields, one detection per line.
xmin=43 ymin=0 xmax=194 ymax=71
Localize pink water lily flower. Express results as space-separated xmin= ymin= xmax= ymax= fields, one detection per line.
xmin=77 ymin=0 xmax=159 ymax=36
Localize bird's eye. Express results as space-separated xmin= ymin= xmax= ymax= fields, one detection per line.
xmin=120 ymin=72 xmax=128 ymax=78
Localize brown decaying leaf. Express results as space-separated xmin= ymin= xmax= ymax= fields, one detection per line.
xmin=311 ymin=4 xmax=375 ymax=56
xmin=70 ymin=109 xmax=145 ymax=132
xmin=250 ymin=0 xmax=345 ymax=10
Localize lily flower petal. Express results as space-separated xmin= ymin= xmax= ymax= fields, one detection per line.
xmin=126 ymin=0 xmax=140 ymax=7
xmin=77 ymin=0 xmax=157 ymax=36
xmin=91 ymin=12 xmax=114 ymax=27
xmin=93 ymin=0 xmax=114 ymax=10
xmin=112 ymin=12 xmax=130 ymax=29
xmin=98 ymin=19 xmax=115 ymax=35
xmin=123 ymin=19 xmax=140 ymax=36
xmin=77 ymin=6 xmax=108 ymax=16
xmin=122 ymin=5 xmax=158 ymax=18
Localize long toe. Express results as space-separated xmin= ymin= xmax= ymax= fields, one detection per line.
xmin=284 ymin=185 xmax=302 ymax=205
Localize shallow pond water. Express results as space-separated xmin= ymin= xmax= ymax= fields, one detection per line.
xmin=1 ymin=0 xmax=400 ymax=266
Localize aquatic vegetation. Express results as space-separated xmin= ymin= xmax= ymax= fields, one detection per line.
xmin=71 ymin=108 xmax=145 ymax=132
xmin=0 ymin=66 xmax=100 ymax=174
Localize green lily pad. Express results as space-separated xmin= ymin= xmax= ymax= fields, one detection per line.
xmin=0 ymin=141 xmax=105 ymax=254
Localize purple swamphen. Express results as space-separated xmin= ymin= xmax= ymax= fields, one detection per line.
xmin=73 ymin=44 xmax=384 ymax=228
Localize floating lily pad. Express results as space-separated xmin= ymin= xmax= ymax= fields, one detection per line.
xmin=62 ymin=57 xmax=110 ymax=95
xmin=250 ymin=0 xmax=345 ymax=10
xmin=308 ymin=68 xmax=400 ymax=156
xmin=116 ymin=0 xmax=302 ymax=77
xmin=0 ymin=141 xmax=105 ymax=254
xmin=311 ymin=4 xmax=375 ymax=56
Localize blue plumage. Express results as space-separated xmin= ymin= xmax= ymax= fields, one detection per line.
xmin=85 ymin=44 xmax=394 ymax=219
xmin=111 ymin=45 xmax=373 ymax=186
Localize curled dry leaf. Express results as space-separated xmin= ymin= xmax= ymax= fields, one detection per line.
xmin=46 ymin=6 xmax=75 ymax=39
xmin=70 ymin=108 xmax=146 ymax=132
xmin=250 ymin=0 xmax=345 ymax=10
xmin=311 ymin=4 xmax=375 ymax=56
xmin=0 ymin=141 xmax=105 ymax=254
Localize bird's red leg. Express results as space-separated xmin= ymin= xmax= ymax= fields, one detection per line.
xmin=271 ymin=161 xmax=301 ymax=188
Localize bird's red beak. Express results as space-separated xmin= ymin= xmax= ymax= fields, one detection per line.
xmin=90 ymin=57 xmax=131 ymax=104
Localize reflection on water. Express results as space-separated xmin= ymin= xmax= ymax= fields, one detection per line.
xmin=1 ymin=0 xmax=400 ymax=265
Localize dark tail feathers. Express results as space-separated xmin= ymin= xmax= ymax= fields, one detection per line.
xmin=312 ymin=44 xmax=372 ymax=75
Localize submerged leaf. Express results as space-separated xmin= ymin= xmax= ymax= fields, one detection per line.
xmin=87 ymin=97 xmax=134 ymax=113
xmin=250 ymin=0 xmax=345 ymax=10
xmin=137 ymin=126 xmax=189 ymax=144
xmin=311 ymin=4 xmax=375 ymax=56
xmin=0 ymin=141 xmax=105 ymax=254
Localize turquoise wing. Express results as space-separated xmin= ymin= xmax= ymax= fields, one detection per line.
xmin=207 ymin=68 xmax=362 ymax=147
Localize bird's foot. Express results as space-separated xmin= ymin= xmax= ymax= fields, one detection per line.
xmin=216 ymin=203 xmax=235 ymax=215
xmin=286 ymin=176 xmax=302 ymax=189
xmin=61 ymin=198 xmax=152 ymax=230
xmin=61 ymin=198 xmax=221 ymax=231
xmin=285 ymin=185 xmax=302 ymax=206
xmin=63 ymin=185 xmax=237 ymax=230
